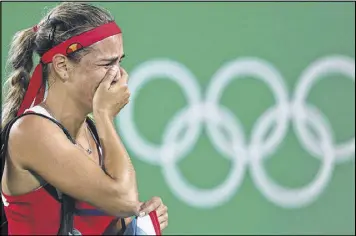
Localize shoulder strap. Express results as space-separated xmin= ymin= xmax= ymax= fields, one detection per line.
xmin=85 ymin=117 xmax=99 ymax=145
xmin=85 ymin=117 xmax=103 ymax=166
xmin=0 ymin=112 xmax=76 ymax=235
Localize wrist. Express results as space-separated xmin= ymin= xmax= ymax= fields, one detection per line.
xmin=93 ymin=109 xmax=113 ymax=120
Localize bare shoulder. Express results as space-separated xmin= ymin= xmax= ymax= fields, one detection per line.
xmin=8 ymin=114 xmax=68 ymax=168
xmin=9 ymin=114 xmax=63 ymax=144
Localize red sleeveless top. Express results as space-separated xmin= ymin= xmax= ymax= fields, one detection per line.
xmin=1 ymin=107 xmax=118 ymax=235
xmin=2 ymin=188 xmax=117 ymax=235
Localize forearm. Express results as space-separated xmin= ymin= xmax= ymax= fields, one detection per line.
xmin=94 ymin=111 xmax=139 ymax=200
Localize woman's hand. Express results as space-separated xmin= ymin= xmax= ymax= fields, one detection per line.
xmin=93 ymin=66 xmax=130 ymax=118
xmin=140 ymin=197 xmax=168 ymax=231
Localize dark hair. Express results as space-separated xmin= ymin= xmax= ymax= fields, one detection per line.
xmin=2 ymin=2 xmax=114 ymax=127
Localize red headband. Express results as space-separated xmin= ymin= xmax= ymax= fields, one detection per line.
xmin=17 ymin=21 xmax=122 ymax=116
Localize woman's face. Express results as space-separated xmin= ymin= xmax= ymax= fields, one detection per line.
xmin=65 ymin=33 xmax=124 ymax=111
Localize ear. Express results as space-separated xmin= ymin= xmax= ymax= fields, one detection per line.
xmin=52 ymin=54 xmax=70 ymax=81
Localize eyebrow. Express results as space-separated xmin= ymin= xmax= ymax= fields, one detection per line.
xmin=99 ymin=54 xmax=125 ymax=62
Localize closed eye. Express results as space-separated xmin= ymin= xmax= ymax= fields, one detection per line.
xmin=103 ymin=60 xmax=117 ymax=66
xmin=99 ymin=54 xmax=125 ymax=67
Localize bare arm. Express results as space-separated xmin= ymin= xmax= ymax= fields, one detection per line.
xmin=9 ymin=115 xmax=140 ymax=218
xmin=94 ymin=111 xmax=139 ymax=202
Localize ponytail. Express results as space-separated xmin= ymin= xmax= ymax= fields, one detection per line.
xmin=2 ymin=28 xmax=36 ymax=128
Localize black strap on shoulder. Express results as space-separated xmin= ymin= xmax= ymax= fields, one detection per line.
xmin=85 ymin=117 xmax=99 ymax=145
xmin=0 ymin=112 xmax=76 ymax=235
xmin=85 ymin=117 xmax=104 ymax=167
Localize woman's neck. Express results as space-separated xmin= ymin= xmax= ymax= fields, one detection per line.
xmin=43 ymin=93 xmax=88 ymax=138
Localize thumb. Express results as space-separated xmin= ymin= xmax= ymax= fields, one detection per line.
xmin=100 ymin=66 xmax=119 ymax=90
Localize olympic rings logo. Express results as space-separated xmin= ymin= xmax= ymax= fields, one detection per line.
xmin=117 ymin=56 xmax=355 ymax=209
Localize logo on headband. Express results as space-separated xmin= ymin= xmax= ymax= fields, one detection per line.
xmin=66 ymin=43 xmax=83 ymax=54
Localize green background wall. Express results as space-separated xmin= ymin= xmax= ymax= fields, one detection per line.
xmin=2 ymin=2 xmax=355 ymax=234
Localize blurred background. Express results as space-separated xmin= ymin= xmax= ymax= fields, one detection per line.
xmin=1 ymin=2 xmax=355 ymax=235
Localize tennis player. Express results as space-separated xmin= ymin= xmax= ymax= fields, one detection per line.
xmin=1 ymin=2 xmax=168 ymax=235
